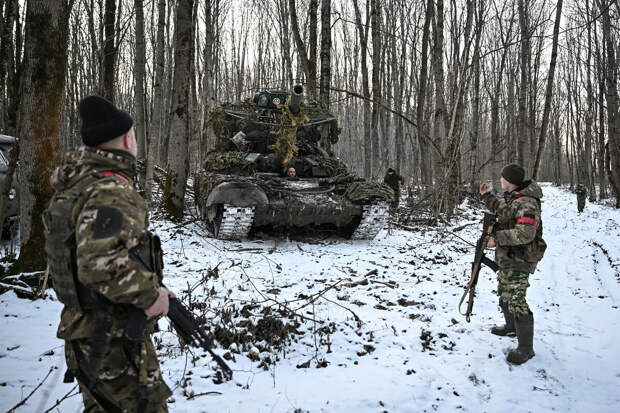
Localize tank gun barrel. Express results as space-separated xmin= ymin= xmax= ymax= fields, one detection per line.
xmin=288 ymin=84 xmax=304 ymax=114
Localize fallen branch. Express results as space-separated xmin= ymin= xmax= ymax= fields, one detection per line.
xmin=241 ymin=268 xmax=322 ymax=324
xmin=187 ymin=391 xmax=223 ymax=399
xmin=293 ymin=279 xmax=343 ymax=312
xmin=321 ymin=296 xmax=362 ymax=328
xmin=42 ymin=384 xmax=79 ymax=413
xmin=6 ymin=366 xmax=55 ymax=413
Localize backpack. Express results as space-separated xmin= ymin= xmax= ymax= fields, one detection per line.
xmin=43 ymin=174 xmax=111 ymax=311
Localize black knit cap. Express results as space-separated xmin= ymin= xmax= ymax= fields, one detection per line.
xmin=79 ymin=95 xmax=134 ymax=146
xmin=501 ymin=163 xmax=525 ymax=186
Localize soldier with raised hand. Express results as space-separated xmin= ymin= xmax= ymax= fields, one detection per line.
xmin=575 ymin=183 xmax=587 ymax=213
xmin=44 ymin=96 xmax=173 ymax=412
xmin=478 ymin=163 xmax=546 ymax=365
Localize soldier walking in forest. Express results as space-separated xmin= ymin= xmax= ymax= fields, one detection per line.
xmin=575 ymin=183 xmax=588 ymax=213
xmin=44 ymin=96 xmax=173 ymax=412
xmin=479 ymin=163 xmax=547 ymax=365
xmin=383 ymin=168 xmax=404 ymax=209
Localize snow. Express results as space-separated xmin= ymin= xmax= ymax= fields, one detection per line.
xmin=1 ymin=183 xmax=619 ymax=412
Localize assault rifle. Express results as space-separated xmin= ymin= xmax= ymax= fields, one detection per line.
xmin=458 ymin=212 xmax=499 ymax=322
xmin=125 ymin=291 xmax=233 ymax=380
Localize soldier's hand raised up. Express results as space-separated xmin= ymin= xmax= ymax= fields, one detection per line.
xmin=479 ymin=182 xmax=492 ymax=195
xmin=487 ymin=237 xmax=496 ymax=248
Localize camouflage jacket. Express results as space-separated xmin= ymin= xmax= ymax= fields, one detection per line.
xmin=481 ymin=180 xmax=544 ymax=274
xmin=49 ymin=146 xmax=160 ymax=340
xmin=383 ymin=173 xmax=404 ymax=192
xmin=575 ymin=185 xmax=587 ymax=198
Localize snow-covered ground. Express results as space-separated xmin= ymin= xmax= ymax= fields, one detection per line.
xmin=1 ymin=183 xmax=619 ymax=412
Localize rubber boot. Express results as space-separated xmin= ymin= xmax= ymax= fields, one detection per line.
xmin=491 ymin=300 xmax=516 ymax=337
xmin=507 ymin=312 xmax=535 ymax=365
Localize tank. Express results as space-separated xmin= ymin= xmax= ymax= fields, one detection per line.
xmin=194 ymin=85 xmax=394 ymax=240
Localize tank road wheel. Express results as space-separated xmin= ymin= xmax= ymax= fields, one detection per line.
xmin=212 ymin=204 xmax=255 ymax=240
xmin=350 ymin=202 xmax=390 ymax=240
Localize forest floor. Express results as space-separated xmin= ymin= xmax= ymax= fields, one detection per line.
xmin=0 ymin=183 xmax=619 ymax=413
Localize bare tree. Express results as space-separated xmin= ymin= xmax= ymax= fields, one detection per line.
xmin=101 ymin=0 xmax=117 ymax=101
xmin=532 ymin=0 xmax=562 ymax=179
xmin=14 ymin=0 xmax=74 ymax=272
xmin=517 ymin=0 xmax=530 ymax=169
xmin=598 ymin=0 xmax=620 ymax=206
xmin=289 ymin=0 xmax=319 ymax=98
xmin=162 ymin=0 xmax=195 ymax=220
xmin=134 ymin=0 xmax=147 ymax=172
xmin=145 ymin=0 xmax=167 ymax=203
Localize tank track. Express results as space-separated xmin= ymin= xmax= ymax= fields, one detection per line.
xmin=215 ymin=204 xmax=255 ymax=240
xmin=351 ymin=202 xmax=390 ymax=240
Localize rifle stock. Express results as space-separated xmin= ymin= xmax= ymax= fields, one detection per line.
xmin=458 ymin=212 xmax=498 ymax=322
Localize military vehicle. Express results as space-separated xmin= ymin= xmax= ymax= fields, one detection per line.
xmin=194 ymin=85 xmax=393 ymax=240
xmin=0 ymin=134 xmax=18 ymax=239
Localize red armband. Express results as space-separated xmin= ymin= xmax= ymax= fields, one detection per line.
xmin=102 ymin=171 xmax=129 ymax=183
xmin=516 ymin=216 xmax=537 ymax=226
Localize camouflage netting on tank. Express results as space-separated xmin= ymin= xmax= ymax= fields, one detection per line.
xmin=314 ymin=156 xmax=349 ymax=176
xmin=345 ymin=181 xmax=394 ymax=203
xmin=203 ymin=151 xmax=250 ymax=173
xmin=301 ymin=102 xmax=341 ymax=145
xmin=205 ymin=106 xmax=233 ymax=140
xmin=205 ymin=98 xmax=341 ymax=147
xmin=269 ymin=102 xmax=309 ymax=172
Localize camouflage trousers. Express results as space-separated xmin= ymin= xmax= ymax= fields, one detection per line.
xmin=496 ymin=270 xmax=531 ymax=317
xmin=65 ymin=336 xmax=171 ymax=413
xmin=577 ymin=197 xmax=585 ymax=212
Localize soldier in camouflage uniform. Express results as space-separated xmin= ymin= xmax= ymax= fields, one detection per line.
xmin=575 ymin=183 xmax=587 ymax=213
xmin=383 ymin=168 xmax=404 ymax=209
xmin=479 ymin=163 xmax=546 ymax=365
xmin=44 ymin=96 xmax=173 ymax=412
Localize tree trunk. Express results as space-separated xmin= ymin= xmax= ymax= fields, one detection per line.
xmin=584 ymin=0 xmax=595 ymax=199
xmin=101 ymin=0 xmax=117 ymax=102
xmin=597 ymin=51 xmax=607 ymax=199
xmin=599 ymin=0 xmax=620 ymax=206
xmin=289 ymin=0 xmax=318 ymax=99
xmin=319 ymin=0 xmax=332 ymax=153
xmin=134 ymin=0 xmax=147 ymax=175
xmin=531 ymin=0 xmax=562 ymax=179
xmin=469 ymin=0 xmax=484 ymax=190
xmin=0 ymin=0 xmax=16 ymax=132
xmin=4 ymin=0 xmax=21 ymax=135
xmin=162 ymin=0 xmax=195 ymax=220
xmin=370 ymin=0 xmax=381 ymax=178
xmin=200 ymin=0 xmax=217 ymax=162
xmin=431 ymin=0 xmax=448 ymax=212
xmin=278 ymin=0 xmax=294 ymax=88
xmin=517 ymin=0 xmax=529 ymax=168
xmin=145 ymin=0 xmax=166 ymax=203
xmin=417 ymin=0 xmax=434 ymax=192
xmin=353 ymin=0 xmax=372 ymax=177
xmin=13 ymin=0 xmax=73 ymax=272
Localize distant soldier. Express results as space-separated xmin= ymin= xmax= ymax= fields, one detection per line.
xmin=575 ymin=183 xmax=587 ymax=213
xmin=383 ymin=168 xmax=404 ymax=208
xmin=44 ymin=96 xmax=172 ymax=412
xmin=479 ymin=163 xmax=546 ymax=365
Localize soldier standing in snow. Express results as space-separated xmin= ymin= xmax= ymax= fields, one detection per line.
xmin=44 ymin=96 xmax=172 ymax=412
xmin=383 ymin=168 xmax=404 ymax=209
xmin=479 ymin=163 xmax=546 ymax=365
xmin=575 ymin=183 xmax=587 ymax=213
